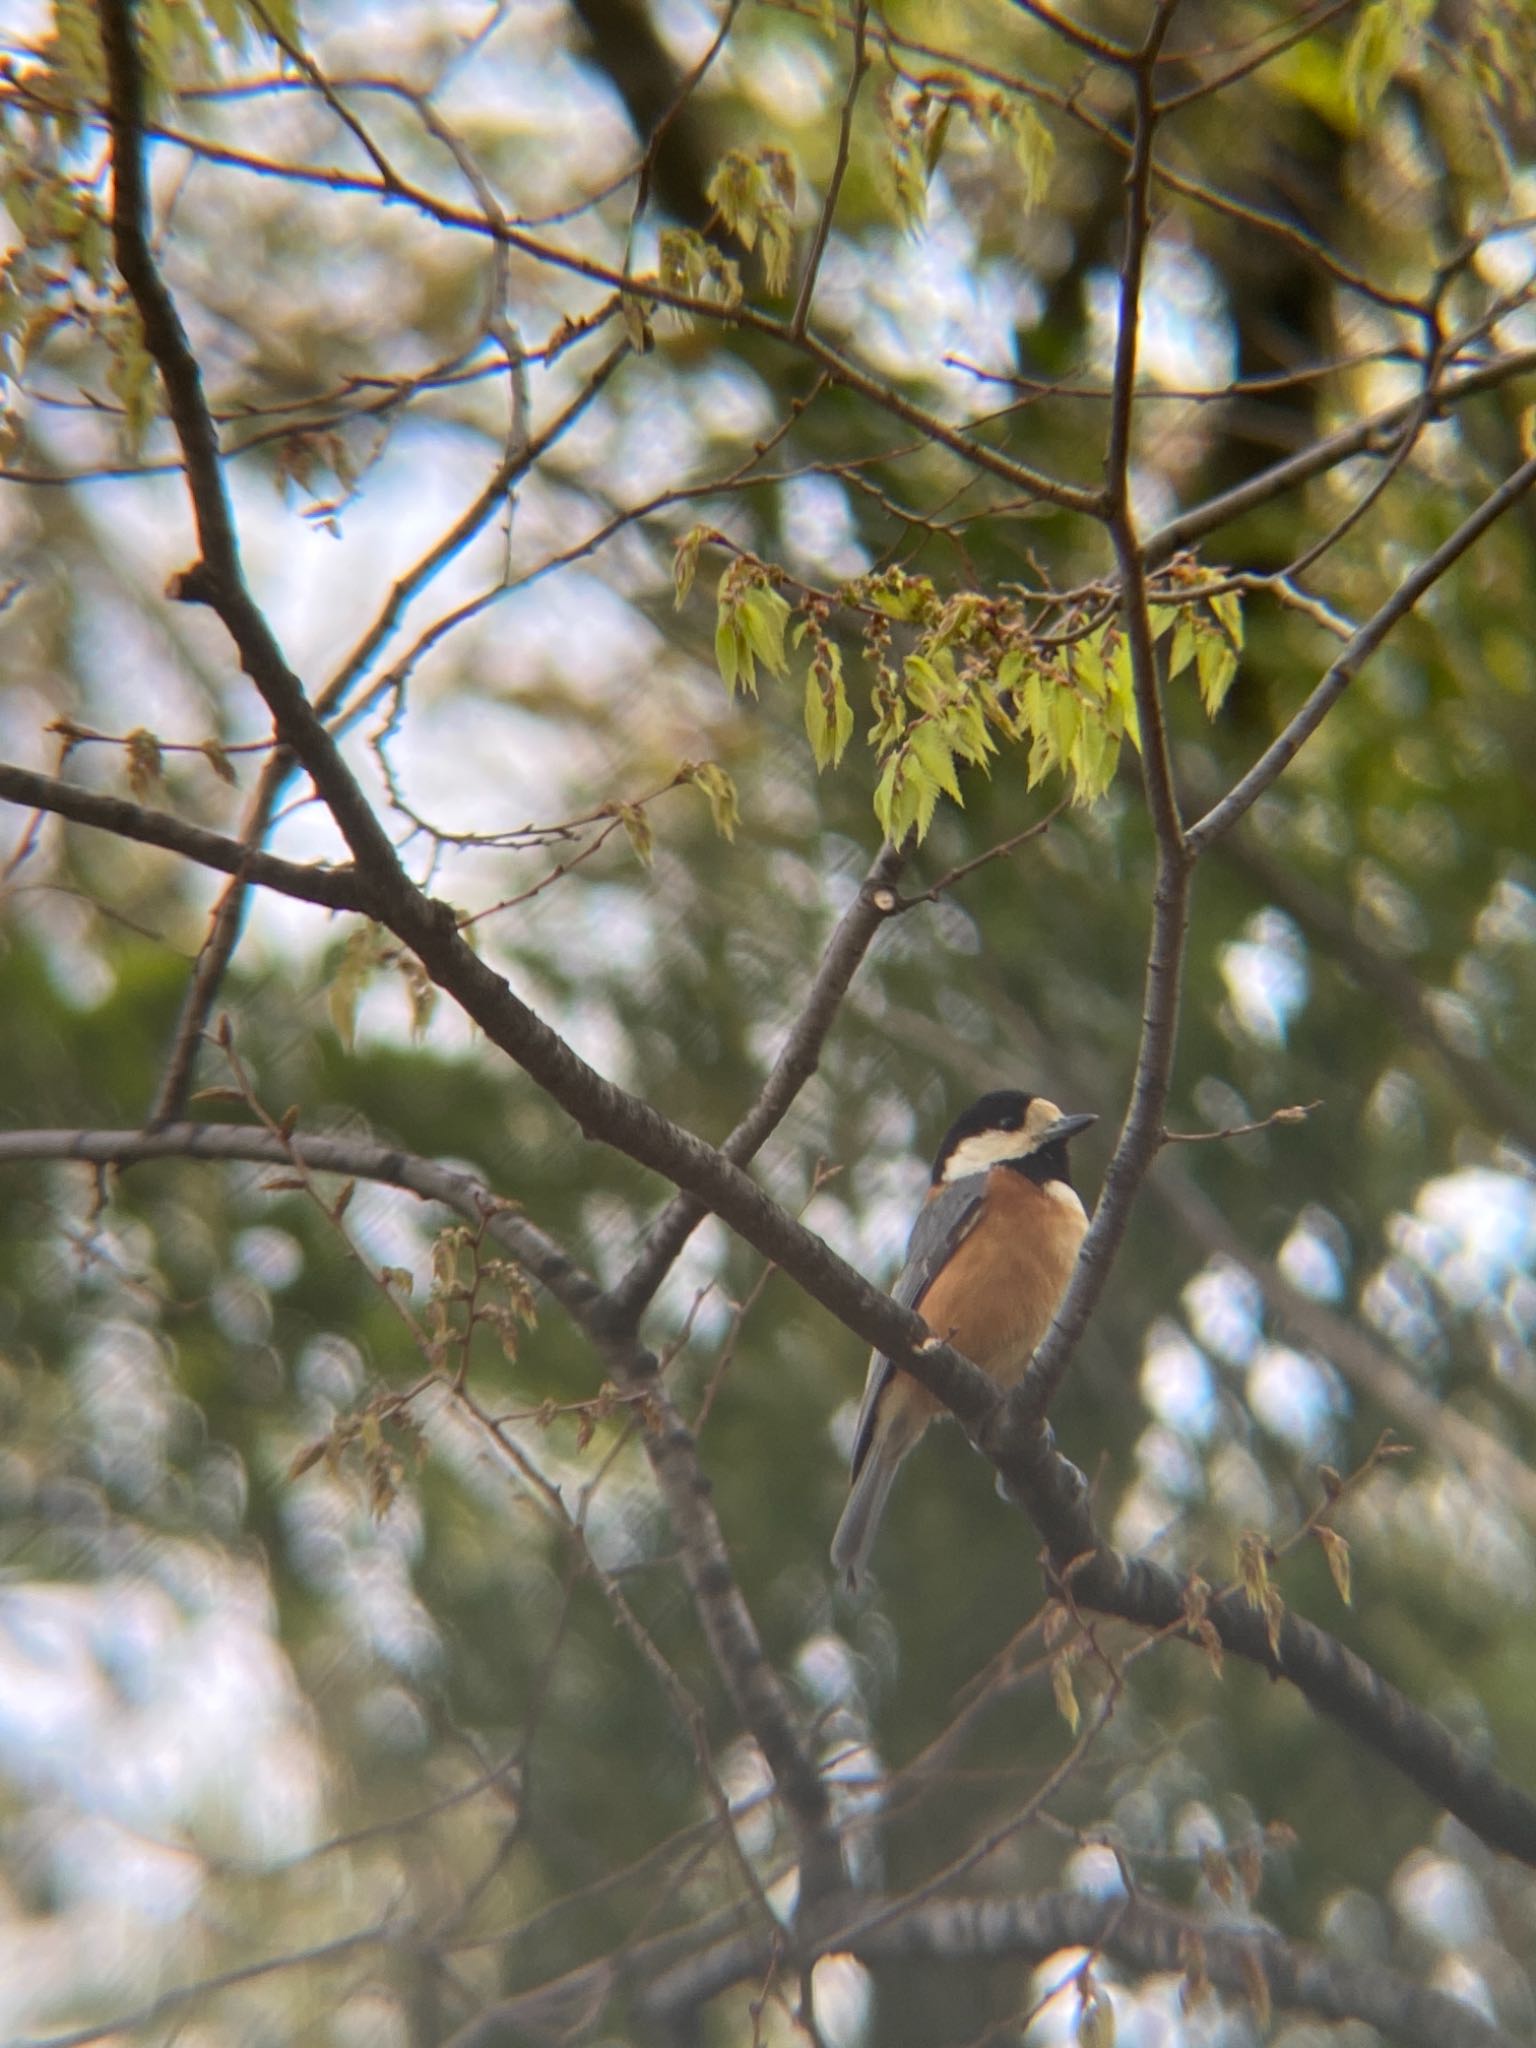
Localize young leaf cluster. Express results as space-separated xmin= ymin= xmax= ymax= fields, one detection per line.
xmin=704 ymin=147 xmax=798 ymax=295
xmin=681 ymin=542 xmax=1246 ymax=844
xmin=881 ymin=75 xmax=1055 ymax=231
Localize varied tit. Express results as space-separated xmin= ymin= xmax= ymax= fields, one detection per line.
xmin=830 ymin=1089 xmax=1096 ymax=1591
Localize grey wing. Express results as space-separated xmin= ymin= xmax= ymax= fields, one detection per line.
xmin=848 ymin=1176 xmax=988 ymax=1477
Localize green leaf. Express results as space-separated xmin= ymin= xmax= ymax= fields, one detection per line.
xmin=714 ymin=612 xmax=741 ymax=694
xmin=673 ymin=525 xmax=708 ymax=609
xmin=1072 ymin=631 xmax=1109 ymax=701
xmin=738 ymin=586 xmax=790 ymax=678
xmin=994 ymin=98 xmax=1055 ymax=210
xmin=1344 ymin=0 xmax=1417 ymax=118
xmin=995 ymin=647 xmax=1025 ymax=695
xmin=1197 ymin=630 xmax=1238 ymax=717
xmin=1210 ymin=588 xmax=1246 ymax=652
xmin=903 ymin=653 xmax=946 ymax=711
xmin=803 ymin=642 xmax=851 ymax=772
xmin=805 ymin=667 xmax=834 ymax=769
xmin=1168 ymin=614 xmax=1198 ymax=682
xmin=1051 ymin=1653 xmax=1080 ymax=1734
xmin=618 ymin=802 xmax=654 ymax=866
xmin=1050 ymin=687 xmax=1080 ymax=762
xmin=684 ymin=760 xmax=739 ymax=841
xmin=328 ymin=924 xmax=378 ymax=1053
xmin=911 ymin=721 xmax=963 ymax=806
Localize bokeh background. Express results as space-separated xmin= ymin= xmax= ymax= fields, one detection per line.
xmin=2 ymin=0 xmax=1536 ymax=2041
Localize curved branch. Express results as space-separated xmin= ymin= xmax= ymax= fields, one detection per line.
xmin=8 ymin=1121 xmax=1536 ymax=1870
xmin=0 ymin=761 xmax=374 ymax=915
xmin=989 ymin=1419 xmax=1536 ymax=1869
xmin=644 ymin=1886 xmax=1515 ymax=2048
xmin=1186 ymin=450 xmax=1536 ymax=857
xmin=1022 ymin=11 xmax=1191 ymax=1419
xmin=612 ymin=839 xmax=906 ymax=1320
xmin=86 ymin=0 xmax=1536 ymax=1885
xmin=1145 ymin=346 xmax=1536 ymax=565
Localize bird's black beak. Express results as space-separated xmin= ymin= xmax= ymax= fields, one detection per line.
xmin=1040 ymin=1111 xmax=1097 ymax=1146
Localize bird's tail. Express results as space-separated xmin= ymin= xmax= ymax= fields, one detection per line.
xmin=829 ymin=1447 xmax=903 ymax=1592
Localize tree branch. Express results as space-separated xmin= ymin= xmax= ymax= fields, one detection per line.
xmin=9 ymin=1120 xmax=1536 ymax=1871
xmin=1021 ymin=5 xmax=1191 ymax=1421
xmin=1185 ymin=448 xmax=1536 ymax=858
xmin=1144 ymin=347 xmax=1536 ymax=565
xmin=643 ymin=1886 xmax=1516 ymax=2048
xmin=0 ymin=760 xmax=374 ymax=915
xmin=612 ymin=839 xmax=906 ymax=1321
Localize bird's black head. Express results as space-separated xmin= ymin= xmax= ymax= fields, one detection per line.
xmin=931 ymin=1089 xmax=1096 ymax=1186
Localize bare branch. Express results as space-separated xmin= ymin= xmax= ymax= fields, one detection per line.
xmin=791 ymin=1 xmax=869 ymax=337
xmin=1021 ymin=5 xmax=1191 ymax=1421
xmin=635 ymin=1887 xmax=1517 ymax=2048
xmin=612 ymin=839 xmax=907 ymax=1320
xmin=1186 ymin=449 xmax=1536 ymax=857
xmin=1163 ymin=1099 xmax=1321 ymax=1143
xmin=1145 ymin=347 xmax=1536 ymax=564
xmin=0 ymin=760 xmax=374 ymax=916
xmin=9 ymin=1120 xmax=1536 ymax=1868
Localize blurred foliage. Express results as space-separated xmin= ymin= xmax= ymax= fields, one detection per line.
xmin=2 ymin=0 xmax=1536 ymax=2043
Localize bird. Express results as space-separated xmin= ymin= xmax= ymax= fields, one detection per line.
xmin=830 ymin=1089 xmax=1096 ymax=1590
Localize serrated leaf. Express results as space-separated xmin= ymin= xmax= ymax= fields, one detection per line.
xmin=1070 ymin=716 xmax=1110 ymax=803
xmin=201 ymin=738 xmax=237 ymax=785
xmin=125 ymin=727 xmax=163 ymax=800
xmin=674 ymin=525 xmax=707 ymax=608
xmin=1197 ymin=630 xmax=1238 ymax=716
xmin=1077 ymin=1985 xmax=1114 ymax=2048
xmin=620 ymin=292 xmax=653 ymax=353
xmin=1026 ymin=727 xmax=1056 ymax=789
xmin=1315 ymin=1524 xmax=1352 ymax=1605
xmin=1344 ymin=0 xmax=1407 ymax=118
xmin=903 ymin=652 xmax=946 ymax=711
xmin=714 ymin=612 xmax=741 ymax=694
xmin=328 ymin=924 xmax=377 ymax=1052
xmin=805 ymin=667 xmax=834 ymax=769
xmin=1000 ymin=99 xmax=1055 ymax=211
xmin=398 ymin=956 xmax=435 ymax=1041
xmin=911 ymin=721 xmax=963 ymax=806
xmin=761 ymin=215 xmax=792 ymax=296
xmin=1072 ymin=633 xmax=1108 ymax=700
xmin=737 ymin=586 xmax=790 ymax=677
xmin=618 ymin=801 xmax=654 ymax=866
xmin=685 ymin=760 xmax=739 ymax=840
xmin=1168 ymin=614 xmax=1198 ymax=681
xmin=1210 ymin=588 xmax=1245 ymax=650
